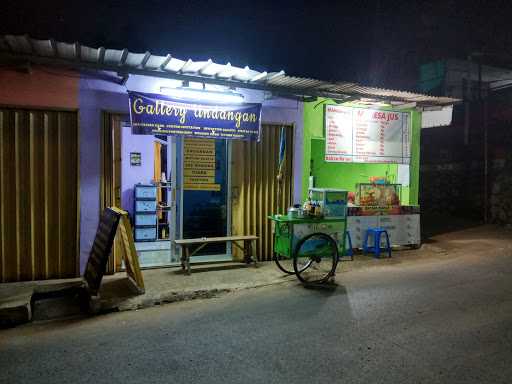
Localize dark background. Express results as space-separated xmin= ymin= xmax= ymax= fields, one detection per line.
xmin=2 ymin=0 xmax=512 ymax=90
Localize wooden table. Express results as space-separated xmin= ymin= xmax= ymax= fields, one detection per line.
xmin=174 ymin=235 xmax=258 ymax=275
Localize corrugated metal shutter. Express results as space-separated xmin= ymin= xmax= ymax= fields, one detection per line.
xmin=231 ymin=124 xmax=293 ymax=261
xmin=0 ymin=107 xmax=79 ymax=282
xmin=101 ymin=112 xmax=125 ymax=273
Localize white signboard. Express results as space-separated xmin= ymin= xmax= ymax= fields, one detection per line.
xmin=325 ymin=105 xmax=411 ymax=164
xmin=397 ymin=164 xmax=410 ymax=187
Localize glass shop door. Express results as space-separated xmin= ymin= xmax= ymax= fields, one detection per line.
xmin=178 ymin=137 xmax=231 ymax=261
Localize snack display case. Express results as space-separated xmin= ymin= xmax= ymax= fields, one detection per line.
xmin=346 ymin=183 xmax=421 ymax=249
xmin=356 ymin=183 xmax=401 ymax=207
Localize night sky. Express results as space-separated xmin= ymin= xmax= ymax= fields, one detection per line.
xmin=2 ymin=0 xmax=512 ymax=90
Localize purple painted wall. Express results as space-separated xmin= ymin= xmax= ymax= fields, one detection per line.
xmin=79 ymin=75 xmax=128 ymax=274
xmin=121 ymin=126 xmax=157 ymax=217
xmin=78 ymin=72 xmax=303 ymax=274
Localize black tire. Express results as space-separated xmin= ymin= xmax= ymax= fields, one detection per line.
xmin=293 ymin=233 xmax=338 ymax=284
xmin=274 ymin=253 xmax=312 ymax=275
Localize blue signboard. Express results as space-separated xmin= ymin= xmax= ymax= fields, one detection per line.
xmin=128 ymin=91 xmax=262 ymax=141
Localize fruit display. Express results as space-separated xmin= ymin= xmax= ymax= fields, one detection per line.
xmin=356 ymin=183 xmax=401 ymax=207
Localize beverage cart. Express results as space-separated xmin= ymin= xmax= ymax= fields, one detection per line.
xmin=269 ymin=189 xmax=348 ymax=284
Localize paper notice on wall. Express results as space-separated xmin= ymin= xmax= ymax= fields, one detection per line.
xmin=183 ymin=183 xmax=221 ymax=191
xmin=397 ymin=164 xmax=410 ymax=187
xmin=325 ymin=105 xmax=411 ymax=164
xmin=183 ymin=138 xmax=220 ymax=191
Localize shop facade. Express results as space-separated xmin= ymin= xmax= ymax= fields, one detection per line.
xmin=0 ymin=35 xmax=456 ymax=282
xmin=0 ymin=66 xmax=303 ymax=282
xmin=83 ymin=75 xmax=304 ymax=274
xmin=301 ymin=99 xmax=423 ymax=248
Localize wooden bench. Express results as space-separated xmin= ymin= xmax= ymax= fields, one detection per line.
xmin=174 ymin=235 xmax=258 ymax=275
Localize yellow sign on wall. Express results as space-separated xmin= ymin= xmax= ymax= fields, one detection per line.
xmin=183 ymin=183 xmax=221 ymax=191
xmin=184 ymin=154 xmax=215 ymax=162
xmin=184 ymin=161 xmax=216 ymax=170
xmin=184 ymin=169 xmax=215 ymax=177
xmin=183 ymin=138 xmax=220 ymax=191
xmin=184 ymin=176 xmax=216 ymax=184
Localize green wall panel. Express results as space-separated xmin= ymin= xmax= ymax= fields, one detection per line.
xmin=302 ymin=99 xmax=421 ymax=206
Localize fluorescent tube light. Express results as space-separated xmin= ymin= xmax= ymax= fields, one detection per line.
xmin=160 ymin=87 xmax=244 ymax=104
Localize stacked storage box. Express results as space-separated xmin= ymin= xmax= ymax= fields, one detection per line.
xmin=134 ymin=184 xmax=157 ymax=242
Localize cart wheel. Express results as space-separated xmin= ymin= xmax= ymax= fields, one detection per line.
xmin=293 ymin=233 xmax=338 ymax=284
xmin=274 ymin=253 xmax=312 ymax=275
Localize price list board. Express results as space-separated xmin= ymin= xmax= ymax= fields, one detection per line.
xmin=325 ymin=105 xmax=411 ymax=164
xmin=183 ymin=138 xmax=221 ymax=191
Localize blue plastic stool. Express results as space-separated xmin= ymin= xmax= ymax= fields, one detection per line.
xmin=363 ymin=227 xmax=391 ymax=258
xmin=343 ymin=231 xmax=354 ymax=260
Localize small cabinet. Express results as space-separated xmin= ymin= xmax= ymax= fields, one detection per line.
xmin=135 ymin=200 xmax=157 ymax=212
xmin=135 ymin=186 xmax=158 ymax=199
xmin=134 ymin=213 xmax=157 ymax=227
xmin=134 ymin=184 xmax=158 ymax=242
xmin=135 ymin=227 xmax=157 ymax=241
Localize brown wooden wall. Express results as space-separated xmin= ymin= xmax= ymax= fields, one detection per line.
xmin=232 ymin=124 xmax=293 ymax=261
xmin=101 ymin=113 xmax=127 ymax=273
xmin=0 ymin=107 xmax=79 ymax=282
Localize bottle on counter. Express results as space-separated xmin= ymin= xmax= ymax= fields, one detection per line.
xmin=303 ymin=197 xmax=312 ymax=216
xmin=315 ymin=203 xmax=323 ymax=217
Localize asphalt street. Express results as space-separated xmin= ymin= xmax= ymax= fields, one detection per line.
xmin=2 ymin=243 xmax=512 ymax=384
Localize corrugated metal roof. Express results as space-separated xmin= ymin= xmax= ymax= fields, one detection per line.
xmin=0 ymin=35 xmax=458 ymax=106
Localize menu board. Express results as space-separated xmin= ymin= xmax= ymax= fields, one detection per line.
xmin=183 ymin=138 xmax=221 ymax=191
xmin=84 ymin=207 xmax=145 ymax=296
xmin=325 ymin=105 xmax=411 ymax=164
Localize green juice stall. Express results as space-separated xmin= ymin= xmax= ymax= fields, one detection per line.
xmin=302 ymin=100 xmax=422 ymax=250
xmin=269 ymin=99 xmax=423 ymax=282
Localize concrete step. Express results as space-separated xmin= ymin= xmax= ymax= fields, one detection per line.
xmin=0 ymin=286 xmax=34 ymax=328
xmin=31 ymin=288 xmax=87 ymax=322
xmin=1 ymin=280 xmax=88 ymax=327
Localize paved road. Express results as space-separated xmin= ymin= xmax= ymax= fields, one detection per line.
xmin=2 ymin=246 xmax=512 ymax=384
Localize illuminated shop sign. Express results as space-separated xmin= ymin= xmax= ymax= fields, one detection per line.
xmin=325 ymin=105 xmax=411 ymax=164
xmin=128 ymin=91 xmax=261 ymax=141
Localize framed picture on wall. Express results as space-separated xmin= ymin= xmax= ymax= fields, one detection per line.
xmin=130 ymin=152 xmax=141 ymax=166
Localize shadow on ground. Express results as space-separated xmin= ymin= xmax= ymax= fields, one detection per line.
xmin=421 ymin=213 xmax=483 ymax=241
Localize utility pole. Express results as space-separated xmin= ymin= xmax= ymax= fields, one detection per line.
xmin=476 ymin=56 xmax=488 ymax=224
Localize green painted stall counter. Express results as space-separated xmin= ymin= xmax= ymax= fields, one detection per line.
xmin=269 ymin=215 xmax=348 ymax=259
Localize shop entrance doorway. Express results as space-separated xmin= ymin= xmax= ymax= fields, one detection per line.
xmin=102 ymin=120 xmax=294 ymax=272
xmin=103 ymin=119 xmax=291 ymax=269
xmin=179 ymin=138 xmax=231 ymax=261
xmin=102 ymin=113 xmax=178 ymax=270
xmin=103 ymin=119 xmax=295 ymax=269
xmin=103 ymin=115 xmax=234 ymax=270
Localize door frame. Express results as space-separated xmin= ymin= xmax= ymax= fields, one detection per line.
xmin=178 ymin=138 xmax=232 ymax=260
xmin=100 ymin=110 xmax=127 ymax=273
